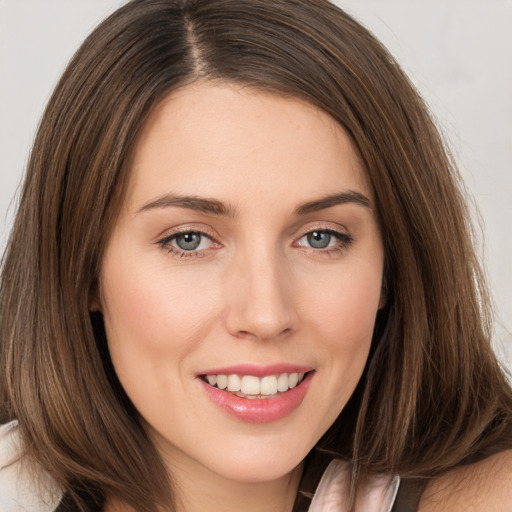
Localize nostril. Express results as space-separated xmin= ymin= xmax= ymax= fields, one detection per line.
xmin=233 ymin=326 xmax=293 ymax=341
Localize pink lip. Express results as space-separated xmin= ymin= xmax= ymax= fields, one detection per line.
xmin=198 ymin=370 xmax=315 ymax=423
xmin=197 ymin=363 xmax=314 ymax=378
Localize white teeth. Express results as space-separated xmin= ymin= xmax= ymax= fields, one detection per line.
xmin=227 ymin=374 xmax=241 ymax=392
xmin=289 ymin=373 xmax=299 ymax=389
xmin=204 ymin=372 xmax=308 ymax=396
xmin=241 ymin=375 xmax=260 ymax=395
xmin=260 ymin=375 xmax=277 ymax=395
xmin=216 ymin=374 xmax=227 ymax=390
xmin=277 ymin=373 xmax=289 ymax=392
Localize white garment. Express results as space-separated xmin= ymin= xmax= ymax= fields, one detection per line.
xmin=308 ymin=458 xmax=400 ymax=512
xmin=0 ymin=421 xmax=62 ymax=512
xmin=0 ymin=421 xmax=399 ymax=512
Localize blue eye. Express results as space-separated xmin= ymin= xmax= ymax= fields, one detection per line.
xmin=296 ymin=229 xmax=353 ymax=252
xmin=159 ymin=231 xmax=214 ymax=257
xmin=306 ymin=231 xmax=332 ymax=249
xmin=174 ymin=232 xmax=203 ymax=251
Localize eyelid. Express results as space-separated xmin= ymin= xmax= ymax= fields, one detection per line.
xmin=294 ymin=222 xmax=350 ymax=240
xmin=156 ymin=224 xmax=222 ymax=259
xmin=156 ymin=223 xmax=219 ymax=243
xmin=292 ymin=223 xmax=354 ymax=253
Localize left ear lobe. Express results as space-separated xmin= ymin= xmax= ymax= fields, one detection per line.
xmin=89 ymin=300 xmax=102 ymax=313
xmin=89 ymin=282 xmax=102 ymax=313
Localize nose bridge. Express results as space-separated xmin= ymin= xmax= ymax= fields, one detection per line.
xmin=225 ymin=241 xmax=296 ymax=341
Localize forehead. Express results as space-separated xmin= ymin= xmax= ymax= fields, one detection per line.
xmin=125 ymin=82 xmax=372 ymax=213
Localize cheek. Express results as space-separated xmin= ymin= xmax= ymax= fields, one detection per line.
xmin=101 ymin=255 xmax=217 ymax=350
xmin=99 ymin=253 xmax=225 ymax=420
xmin=302 ymin=260 xmax=383 ymax=343
xmin=299 ymin=260 xmax=382 ymax=401
xmin=98 ymin=250 xmax=224 ymax=406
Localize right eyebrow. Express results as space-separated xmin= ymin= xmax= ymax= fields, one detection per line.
xmin=294 ymin=190 xmax=372 ymax=215
xmin=137 ymin=194 xmax=239 ymax=218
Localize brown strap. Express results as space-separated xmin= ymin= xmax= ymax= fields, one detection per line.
xmin=390 ymin=478 xmax=428 ymax=512
xmin=292 ymin=449 xmax=335 ymax=512
xmin=292 ymin=448 xmax=428 ymax=512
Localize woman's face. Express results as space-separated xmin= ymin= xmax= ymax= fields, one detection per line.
xmin=98 ymin=83 xmax=385 ymax=484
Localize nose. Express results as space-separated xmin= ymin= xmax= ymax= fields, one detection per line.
xmin=224 ymin=247 xmax=298 ymax=341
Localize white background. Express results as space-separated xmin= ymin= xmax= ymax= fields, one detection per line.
xmin=1 ymin=0 xmax=510 ymax=367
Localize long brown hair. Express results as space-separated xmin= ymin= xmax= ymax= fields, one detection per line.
xmin=2 ymin=1 xmax=511 ymax=510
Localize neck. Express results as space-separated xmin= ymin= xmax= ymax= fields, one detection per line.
xmin=103 ymin=457 xmax=303 ymax=512
xmin=170 ymin=457 xmax=303 ymax=512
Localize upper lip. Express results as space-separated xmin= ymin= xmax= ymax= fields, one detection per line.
xmin=197 ymin=363 xmax=314 ymax=378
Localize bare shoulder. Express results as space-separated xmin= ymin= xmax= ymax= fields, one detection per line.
xmin=419 ymin=449 xmax=512 ymax=511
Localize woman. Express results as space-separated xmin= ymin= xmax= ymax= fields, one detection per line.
xmin=1 ymin=1 xmax=511 ymax=511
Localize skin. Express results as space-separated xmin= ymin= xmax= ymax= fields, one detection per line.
xmin=98 ymin=82 xmax=385 ymax=512
xmin=419 ymin=449 xmax=512 ymax=512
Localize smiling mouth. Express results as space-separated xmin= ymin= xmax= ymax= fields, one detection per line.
xmin=200 ymin=371 xmax=311 ymax=399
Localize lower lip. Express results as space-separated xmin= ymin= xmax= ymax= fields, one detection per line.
xmin=198 ymin=372 xmax=314 ymax=423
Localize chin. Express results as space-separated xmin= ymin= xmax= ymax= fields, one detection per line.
xmin=211 ymin=457 xmax=302 ymax=484
xmin=199 ymin=436 xmax=310 ymax=484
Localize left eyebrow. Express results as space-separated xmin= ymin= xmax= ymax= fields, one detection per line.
xmin=137 ymin=194 xmax=239 ymax=217
xmin=294 ymin=191 xmax=372 ymax=215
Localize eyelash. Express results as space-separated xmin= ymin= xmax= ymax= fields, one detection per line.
xmin=294 ymin=228 xmax=354 ymax=256
xmin=157 ymin=228 xmax=218 ymax=259
xmin=157 ymin=227 xmax=354 ymax=260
